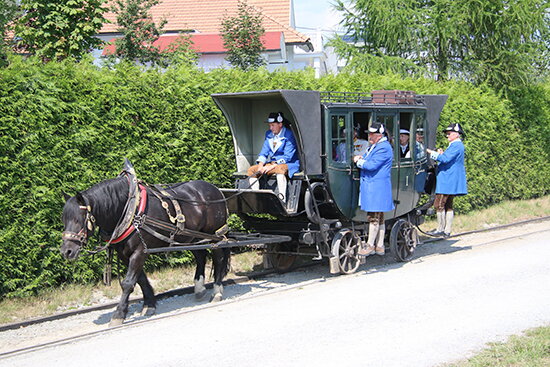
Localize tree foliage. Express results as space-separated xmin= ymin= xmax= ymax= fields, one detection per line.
xmin=159 ymin=33 xmax=199 ymax=67
xmin=110 ymin=0 xmax=166 ymax=65
xmin=16 ymin=0 xmax=107 ymax=61
xmin=332 ymin=0 xmax=550 ymax=91
xmin=0 ymin=0 xmax=18 ymax=66
xmin=220 ymin=0 xmax=266 ymax=70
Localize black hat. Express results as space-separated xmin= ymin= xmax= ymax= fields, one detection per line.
xmin=444 ymin=123 xmax=464 ymax=135
xmin=266 ymin=112 xmax=285 ymax=123
xmin=368 ymin=122 xmax=386 ymax=134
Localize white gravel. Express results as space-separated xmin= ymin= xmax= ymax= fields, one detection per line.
xmin=1 ymin=219 xmax=549 ymax=367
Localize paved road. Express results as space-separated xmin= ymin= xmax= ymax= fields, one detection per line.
xmin=3 ymin=222 xmax=550 ymax=367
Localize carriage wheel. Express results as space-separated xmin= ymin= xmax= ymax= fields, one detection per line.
xmin=389 ymin=219 xmax=417 ymax=262
xmin=267 ymin=242 xmax=297 ymax=273
xmin=331 ymin=229 xmax=361 ymax=274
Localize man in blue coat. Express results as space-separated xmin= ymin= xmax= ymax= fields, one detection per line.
xmin=247 ymin=112 xmax=300 ymax=202
xmin=353 ymin=122 xmax=394 ymax=256
xmin=427 ymin=123 xmax=468 ymax=237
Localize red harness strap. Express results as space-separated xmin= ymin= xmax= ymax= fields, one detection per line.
xmin=109 ymin=184 xmax=148 ymax=244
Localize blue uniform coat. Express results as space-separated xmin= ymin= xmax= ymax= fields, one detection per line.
xmin=435 ymin=140 xmax=468 ymax=195
xmin=257 ymin=127 xmax=300 ymax=178
xmin=356 ymin=139 xmax=395 ymax=212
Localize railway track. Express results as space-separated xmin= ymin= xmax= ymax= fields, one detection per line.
xmin=1 ymin=215 xmax=549 ymax=359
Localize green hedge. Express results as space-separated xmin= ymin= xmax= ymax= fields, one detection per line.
xmin=0 ymin=57 xmax=548 ymax=298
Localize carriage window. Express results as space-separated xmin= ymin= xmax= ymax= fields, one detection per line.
xmin=374 ymin=114 xmax=395 ymax=147
xmin=352 ymin=112 xmax=370 ymax=157
xmin=398 ymin=112 xmax=412 ymax=160
xmin=331 ymin=115 xmax=347 ymax=163
xmin=415 ymin=112 xmax=426 ymax=160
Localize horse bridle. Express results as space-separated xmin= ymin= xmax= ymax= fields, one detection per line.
xmin=62 ymin=205 xmax=96 ymax=248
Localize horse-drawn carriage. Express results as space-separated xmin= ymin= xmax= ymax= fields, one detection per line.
xmin=212 ymin=89 xmax=447 ymax=274
xmin=61 ymin=89 xmax=447 ymax=325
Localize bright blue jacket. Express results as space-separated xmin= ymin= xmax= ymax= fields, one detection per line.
xmin=356 ymin=139 xmax=395 ymax=212
xmin=257 ymin=127 xmax=300 ymax=177
xmin=434 ymin=140 xmax=468 ymax=195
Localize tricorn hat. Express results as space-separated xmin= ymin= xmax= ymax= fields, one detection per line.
xmin=444 ymin=122 xmax=464 ymax=135
xmin=368 ymin=122 xmax=386 ymax=134
xmin=266 ymin=112 xmax=285 ymax=123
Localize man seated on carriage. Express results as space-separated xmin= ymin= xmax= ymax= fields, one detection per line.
xmin=247 ymin=112 xmax=300 ymax=202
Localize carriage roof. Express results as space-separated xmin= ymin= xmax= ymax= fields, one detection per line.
xmin=211 ymin=90 xmax=447 ymax=176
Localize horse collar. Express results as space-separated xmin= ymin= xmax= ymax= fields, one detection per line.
xmin=109 ymin=184 xmax=148 ymax=244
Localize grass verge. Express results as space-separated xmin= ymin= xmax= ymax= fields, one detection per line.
xmin=443 ymin=325 xmax=550 ymax=367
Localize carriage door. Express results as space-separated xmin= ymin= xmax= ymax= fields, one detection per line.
xmin=413 ymin=111 xmax=428 ymax=195
xmin=326 ymin=110 xmax=355 ymax=218
xmin=395 ymin=111 xmax=416 ymax=215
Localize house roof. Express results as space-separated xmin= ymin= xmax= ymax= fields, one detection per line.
xmin=102 ymin=31 xmax=284 ymax=55
xmin=100 ymin=0 xmax=310 ymax=46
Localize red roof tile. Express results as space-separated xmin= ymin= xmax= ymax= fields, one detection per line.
xmin=100 ymin=0 xmax=309 ymax=44
xmin=102 ymin=31 xmax=284 ymax=55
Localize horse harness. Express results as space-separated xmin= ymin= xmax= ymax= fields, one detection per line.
xmin=62 ymin=170 xmax=229 ymax=253
xmin=134 ymin=184 xmax=229 ymax=249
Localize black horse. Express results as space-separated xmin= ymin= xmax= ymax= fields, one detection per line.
xmin=61 ymin=171 xmax=230 ymax=326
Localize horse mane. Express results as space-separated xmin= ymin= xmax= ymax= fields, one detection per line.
xmin=82 ymin=175 xmax=129 ymax=219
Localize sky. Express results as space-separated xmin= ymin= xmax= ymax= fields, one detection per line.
xmin=293 ymin=0 xmax=344 ymax=35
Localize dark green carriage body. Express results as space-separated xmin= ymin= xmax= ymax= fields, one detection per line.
xmin=211 ymin=89 xmax=447 ymax=226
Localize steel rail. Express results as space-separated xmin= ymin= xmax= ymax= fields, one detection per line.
xmin=0 ymin=215 xmax=548 ymax=349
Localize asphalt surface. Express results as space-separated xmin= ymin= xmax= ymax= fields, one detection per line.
xmin=2 ymin=220 xmax=550 ymax=367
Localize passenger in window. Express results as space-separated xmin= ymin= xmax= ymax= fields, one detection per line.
xmin=335 ymin=128 xmax=347 ymax=162
xmin=353 ymin=122 xmax=394 ymax=256
xmin=414 ymin=128 xmax=426 ymax=159
xmin=247 ymin=112 xmax=300 ymax=202
xmin=335 ymin=127 xmax=369 ymax=162
xmin=353 ymin=126 xmax=369 ymax=157
xmin=427 ymin=123 xmax=468 ymax=237
xmin=399 ymin=129 xmax=411 ymax=158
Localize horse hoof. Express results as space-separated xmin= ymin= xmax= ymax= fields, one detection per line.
xmin=109 ymin=318 xmax=124 ymax=327
xmin=195 ymin=289 xmax=207 ymax=301
xmin=210 ymin=293 xmax=223 ymax=302
xmin=141 ymin=306 xmax=156 ymax=317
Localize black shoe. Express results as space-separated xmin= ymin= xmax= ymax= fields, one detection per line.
xmin=443 ymin=232 xmax=451 ymax=238
xmin=427 ymin=230 xmax=444 ymax=236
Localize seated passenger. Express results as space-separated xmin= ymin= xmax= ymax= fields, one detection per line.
xmin=336 ymin=128 xmax=369 ymax=163
xmin=335 ymin=128 xmax=347 ymax=162
xmin=415 ymin=128 xmax=426 ymax=159
xmin=353 ymin=127 xmax=369 ymax=157
xmin=247 ymin=112 xmax=300 ymax=202
xmin=399 ymin=129 xmax=411 ymax=159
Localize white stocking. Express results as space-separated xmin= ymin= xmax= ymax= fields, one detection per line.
xmin=276 ymin=174 xmax=287 ymax=201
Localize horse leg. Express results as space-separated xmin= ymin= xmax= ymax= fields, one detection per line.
xmin=192 ymin=250 xmax=207 ymax=300
xmin=210 ymin=248 xmax=230 ymax=302
xmin=137 ymin=270 xmax=156 ymax=317
xmin=110 ymin=249 xmax=146 ymax=327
